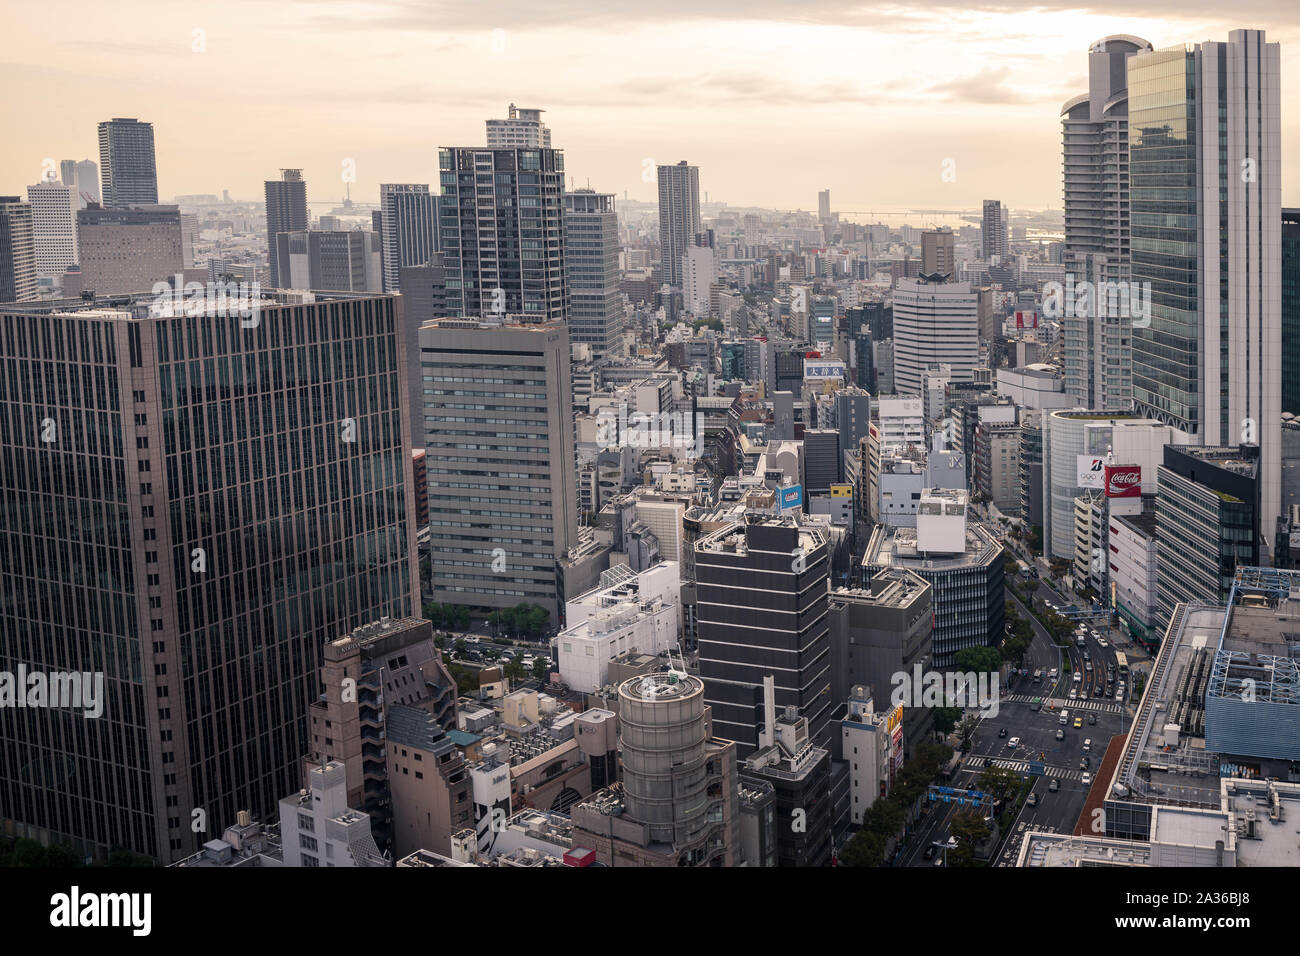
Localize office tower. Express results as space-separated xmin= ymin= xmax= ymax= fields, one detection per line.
xmin=975 ymin=418 xmax=1022 ymax=514
xmin=264 ymin=169 xmax=308 ymax=288
xmin=570 ymin=671 xmax=739 ymax=867
xmin=829 ymin=569 xmax=934 ymax=758
xmin=398 ymin=256 xmax=448 ymax=447
xmin=75 ymin=204 xmax=182 ymax=295
xmin=0 ymin=196 xmax=38 ymax=302
xmin=379 ymin=184 xmax=438 ymax=293
xmin=862 ymin=489 xmax=1005 ymax=668
xmin=1019 ymin=410 xmax=1045 ymax=528
xmin=274 ymin=230 xmax=381 ymax=291
xmin=656 ymin=161 xmax=701 ymax=288
xmin=60 ymin=159 xmax=99 ymax=207
xmin=563 ymin=189 xmax=624 ymax=359
xmin=486 ymin=104 xmax=551 ymax=148
xmin=97 ymin=118 xmax=158 ymax=207
xmin=891 ymin=276 xmax=980 ymax=395
xmin=0 ymin=289 xmax=420 ymax=864
xmin=1129 ymin=30 xmax=1281 ymax=549
xmin=834 ymin=387 xmax=872 ymax=457
xmin=981 ymin=199 xmax=1006 ymax=261
xmin=278 ymin=763 xmax=387 ymax=867
xmin=419 ymin=317 xmax=577 ymax=619
xmin=438 ymin=147 xmax=567 ymax=321
xmin=818 ymin=189 xmax=831 ymax=221
xmin=1155 ymin=445 xmax=1260 ymax=626
xmin=920 ymin=228 xmax=956 ymax=279
xmin=1061 ymin=36 xmax=1152 ymax=411
xmin=696 ymin=517 xmax=834 ymax=757
xmin=739 ymin=691 xmax=832 ymax=867
xmin=682 ymin=235 xmax=715 ymax=318
xmin=1284 ymin=209 xmax=1300 ymax=415
xmin=308 ymin=617 xmax=457 ymax=852
xmin=178 ymin=212 xmax=198 ymax=269
xmin=804 ymin=429 xmax=840 ymax=496
xmin=25 ymin=180 xmax=79 ymax=280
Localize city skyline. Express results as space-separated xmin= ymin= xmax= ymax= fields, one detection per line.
xmin=5 ymin=3 xmax=1300 ymax=210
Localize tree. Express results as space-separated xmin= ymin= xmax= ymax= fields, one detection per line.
xmin=977 ymin=766 xmax=1022 ymax=806
xmin=531 ymin=657 xmax=551 ymax=682
xmin=931 ymin=706 xmax=962 ymax=735
xmin=954 ymin=646 xmax=1001 ymax=675
xmin=838 ymin=829 xmax=886 ymax=867
xmin=503 ymin=658 xmax=526 ymax=684
xmin=948 ymin=810 xmax=990 ymax=866
xmin=454 ymin=638 xmax=467 ymax=656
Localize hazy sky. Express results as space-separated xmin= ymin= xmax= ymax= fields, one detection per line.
xmin=4 ymin=1 xmax=1299 ymax=213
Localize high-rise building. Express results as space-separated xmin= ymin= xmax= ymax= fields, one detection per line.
xmin=570 ymin=671 xmax=740 ymax=867
xmin=25 ymin=180 xmax=79 ymax=280
xmin=438 ymin=147 xmax=567 ymax=322
xmin=1129 ymin=30 xmax=1281 ymax=548
xmin=379 ymin=184 xmax=438 ymax=293
xmin=0 ymin=196 xmax=38 ymax=302
xmin=920 ymin=228 xmax=956 ymax=279
xmin=75 ymin=204 xmax=183 ymax=295
xmin=419 ymin=317 xmax=577 ymax=619
xmin=818 ymin=189 xmax=831 ymax=220
xmin=562 ymin=189 xmax=624 ymax=359
xmin=398 ymin=256 xmax=448 ymax=447
xmin=891 ymin=277 xmax=980 ymax=395
xmin=485 ymin=104 xmax=551 ymax=148
xmin=1283 ymin=208 xmax=1300 ymax=416
xmin=264 ymin=169 xmax=308 ymax=289
xmin=696 ymin=517 xmax=834 ymax=757
xmin=862 ymin=489 xmax=1005 ymax=668
xmin=981 ymin=199 xmax=1006 ymax=262
xmin=0 ymin=289 xmax=420 ymax=864
xmin=97 ymin=118 xmax=158 ymax=207
xmin=1060 ymin=36 xmax=1152 ymax=411
xmin=682 ymin=234 xmax=715 ymax=318
xmin=1156 ymin=445 xmax=1260 ymax=626
xmin=60 ymin=159 xmax=99 ymax=207
xmin=274 ymin=230 xmax=381 ymax=292
xmin=656 ymin=161 xmax=701 ymax=288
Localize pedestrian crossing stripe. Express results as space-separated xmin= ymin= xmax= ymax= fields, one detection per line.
xmin=981 ymin=757 xmax=1082 ymax=781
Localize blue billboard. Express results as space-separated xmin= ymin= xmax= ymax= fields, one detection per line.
xmin=779 ymin=485 xmax=803 ymax=509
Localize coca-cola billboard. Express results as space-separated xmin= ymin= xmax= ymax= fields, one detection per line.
xmin=1104 ymin=465 xmax=1141 ymax=498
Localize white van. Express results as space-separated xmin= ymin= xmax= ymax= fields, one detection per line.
xmin=1083 ymin=738 xmax=1092 ymax=751
xmin=1059 ymin=709 xmax=1069 ymax=725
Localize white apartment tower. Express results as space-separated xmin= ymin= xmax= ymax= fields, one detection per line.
xmin=891 ymin=277 xmax=980 ymax=395
xmin=25 ymin=179 xmax=79 ymax=280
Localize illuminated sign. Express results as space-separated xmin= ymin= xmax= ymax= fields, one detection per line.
xmin=779 ymin=485 xmax=803 ymax=509
xmin=1104 ymin=464 xmax=1141 ymax=498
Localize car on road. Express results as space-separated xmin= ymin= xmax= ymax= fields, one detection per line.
xmin=1026 ymin=792 xmax=1039 ymax=807
xmin=923 ymin=845 xmax=937 ymax=860
xmin=998 ymin=727 xmax=1008 ymax=738
xmin=1088 ymin=713 xmax=1097 ymax=726
xmin=1031 ymin=700 xmax=1042 ymax=712
xmin=1094 ymin=686 xmax=1104 ymax=697
xmin=1081 ymin=772 xmax=1093 ymax=786
xmin=1008 ymin=737 xmax=1020 ymax=748
xmin=1055 ymin=729 xmax=1065 ymax=740
xmin=1068 ymin=689 xmax=1078 ymax=699
xmin=1097 ymin=638 xmax=1109 ymax=648
xmin=1073 ymin=717 xmax=1083 ymax=728
xmin=1049 ymin=779 xmax=1060 ymax=792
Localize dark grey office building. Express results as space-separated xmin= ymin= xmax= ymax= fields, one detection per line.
xmin=803 ymin=429 xmax=840 ymax=496
xmin=437 ymin=147 xmax=567 ymax=322
xmin=399 ymin=256 xmax=448 ymax=447
xmin=829 ymin=569 xmax=934 ymax=759
xmin=264 ymin=169 xmax=308 ymax=289
xmin=695 ymin=517 xmax=833 ymax=757
xmin=1284 ymin=209 xmax=1300 ymax=416
xmin=97 ymin=118 xmax=158 ymax=207
xmin=0 ymin=290 xmax=420 ymax=864
xmin=379 ymin=184 xmax=438 ymax=294
xmin=0 ymin=197 xmax=37 ymax=302
xmin=1156 ymin=444 xmax=1260 ymax=626
xmin=274 ymin=230 xmax=380 ymax=292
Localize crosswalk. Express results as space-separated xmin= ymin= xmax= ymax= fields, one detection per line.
xmin=1003 ymin=693 xmax=1123 ymax=715
xmin=979 ymin=756 xmax=1083 ymax=781
xmin=997 ymin=821 xmax=1061 ymax=867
